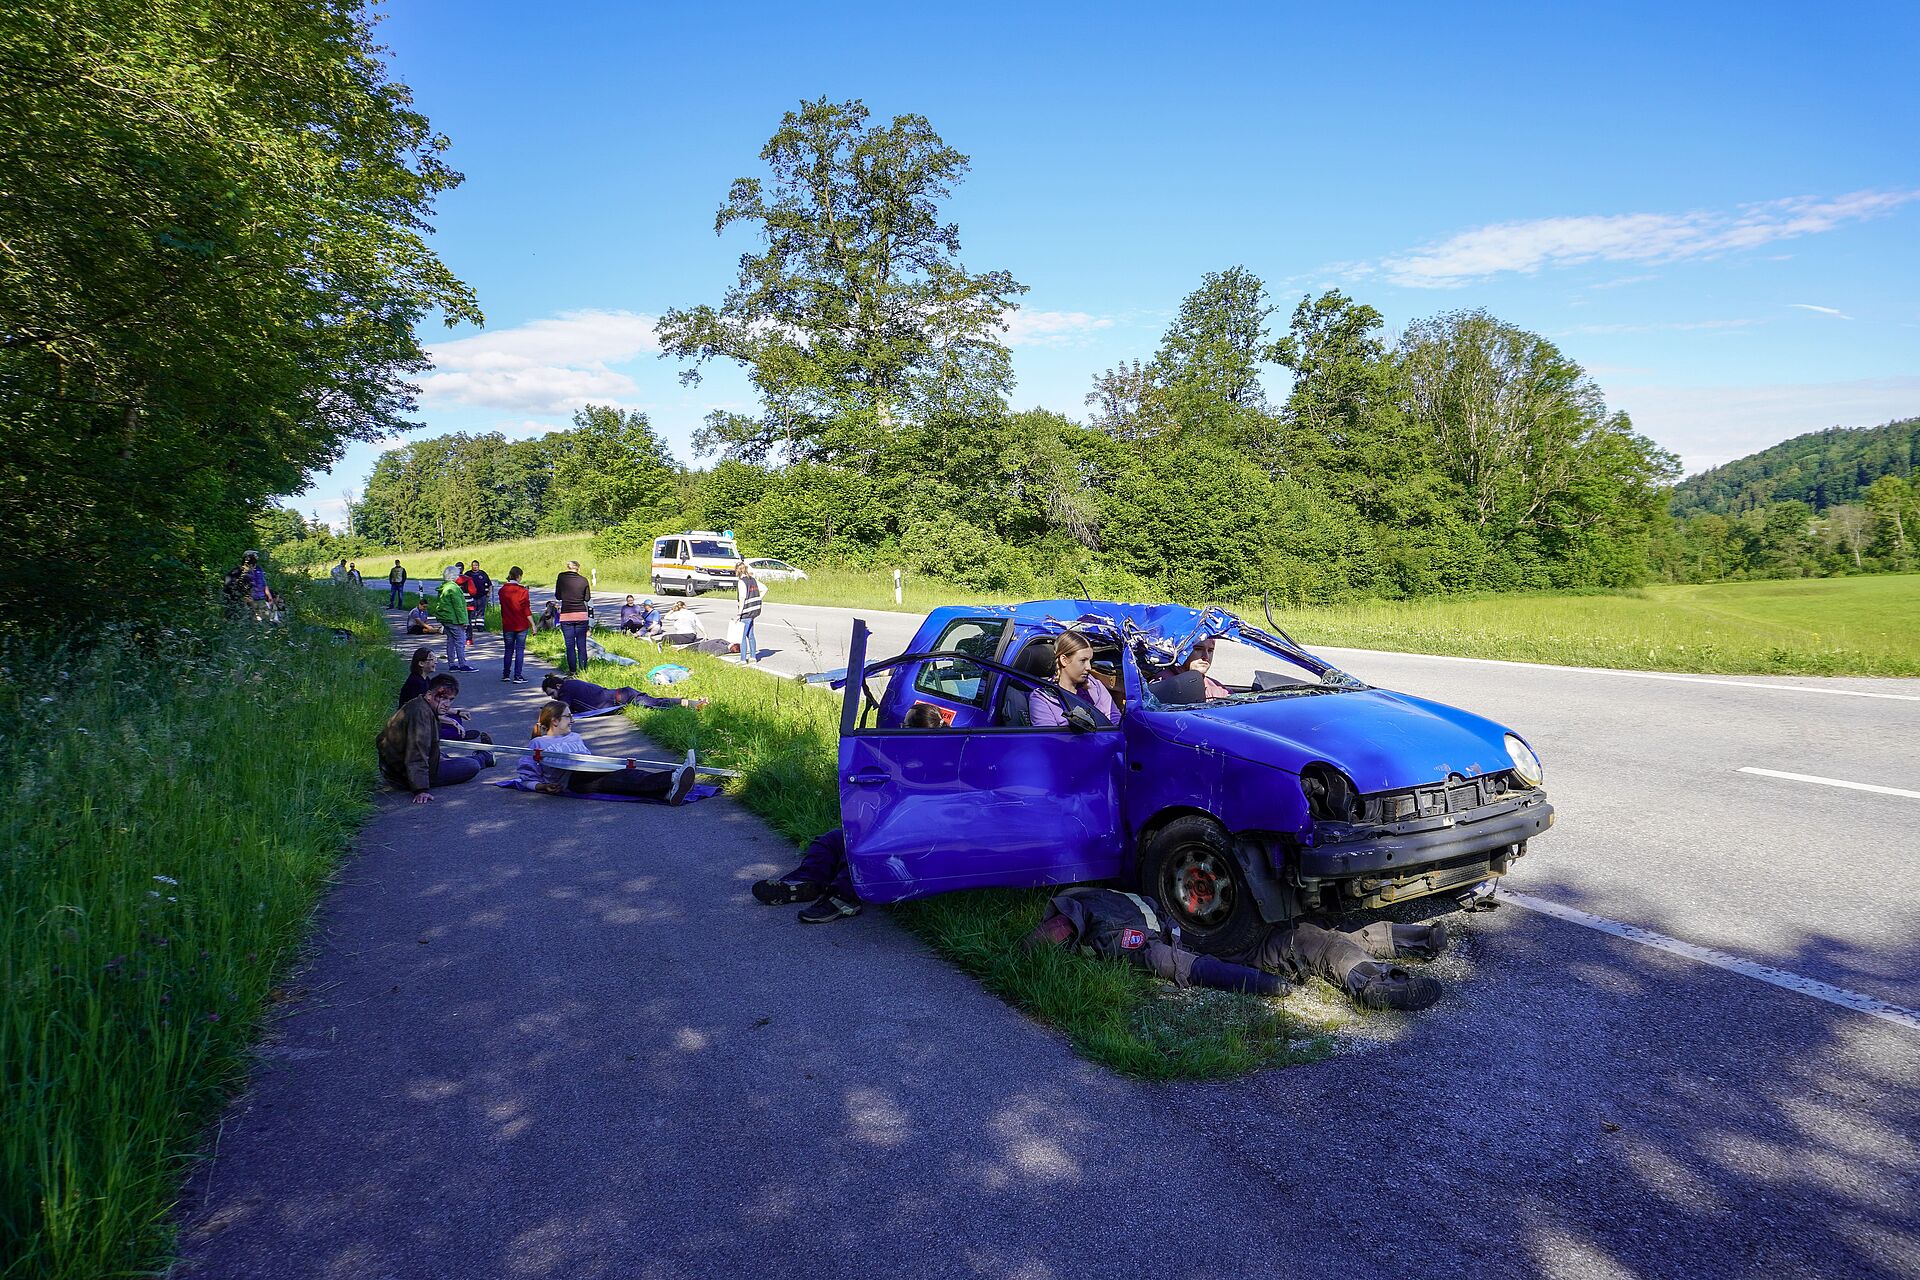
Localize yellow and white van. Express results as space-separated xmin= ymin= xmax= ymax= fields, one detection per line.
xmin=650 ymin=531 xmax=742 ymax=596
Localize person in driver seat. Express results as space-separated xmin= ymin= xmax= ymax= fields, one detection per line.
xmin=1148 ymin=636 xmax=1233 ymax=705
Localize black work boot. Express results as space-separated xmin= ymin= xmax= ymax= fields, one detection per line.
xmin=1355 ymin=921 xmax=1449 ymax=961
xmin=1346 ymin=961 xmax=1442 ymax=1011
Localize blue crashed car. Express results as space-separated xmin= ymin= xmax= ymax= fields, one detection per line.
xmin=836 ymin=600 xmax=1554 ymax=954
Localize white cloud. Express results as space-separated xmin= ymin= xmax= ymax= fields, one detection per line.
xmin=1365 ymin=189 xmax=1920 ymax=288
xmin=1787 ymin=303 xmax=1852 ymax=319
xmin=1003 ymin=309 xmax=1115 ymax=348
xmin=418 ymin=309 xmax=658 ymax=414
xmin=1599 ymin=375 xmax=1920 ymax=476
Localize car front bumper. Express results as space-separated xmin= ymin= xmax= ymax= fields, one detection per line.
xmin=1296 ymin=791 xmax=1554 ymax=880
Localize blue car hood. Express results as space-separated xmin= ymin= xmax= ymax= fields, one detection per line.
xmin=1154 ymin=689 xmax=1515 ymax=792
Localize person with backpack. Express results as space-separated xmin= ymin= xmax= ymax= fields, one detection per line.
xmin=387 ymin=560 xmax=408 ymax=608
xmin=466 ymin=560 xmax=492 ymax=632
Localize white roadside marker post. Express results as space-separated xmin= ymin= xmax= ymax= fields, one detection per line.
xmin=893 ymin=568 xmax=902 ymax=605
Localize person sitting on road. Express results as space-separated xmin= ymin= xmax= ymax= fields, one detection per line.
xmin=377 ymin=674 xmax=493 ymax=804
xmin=405 ymin=599 xmax=441 ymax=635
xmin=536 ymin=598 xmax=562 ymax=632
xmin=398 ymin=647 xmax=493 ymax=743
xmin=1029 ymin=631 xmax=1116 ymax=729
xmin=660 ymin=600 xmax=705 ymax=645
xmin=751 ymin=704 xmax=946 ymax=923
xmin=1021 ymin=887 xmax=1447 ymax=1011
xmin=515 ymin=701 xmax=699 ymax=804
xmin=539 ymin=673 xmax=708 ymax=713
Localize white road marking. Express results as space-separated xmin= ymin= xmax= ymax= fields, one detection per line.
xmin=1737 ymin=767 xmax=1920 ymax=800
xmin=1501 ymin=890 xmax=1920 ymax=1032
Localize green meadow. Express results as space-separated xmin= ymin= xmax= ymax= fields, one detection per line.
xmin=345 ymin=535 xmax=1920 ymax=678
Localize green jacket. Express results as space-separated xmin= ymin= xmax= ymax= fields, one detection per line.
xmin=433 ymin=580 xmax=469 ymax=627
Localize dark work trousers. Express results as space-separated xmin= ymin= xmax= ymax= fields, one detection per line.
xmin=565 ymin=767 xmax=673 ymax=799
xmin=427 ymin=755 xmax=483 ymax=788
xmin=560 ymin=620 xmax=590 ymax=673
xmin=786 ymin=829 xmax=855 ymax=900
xmin=1227 ymin=923 xmax=1374 ymax=992
xmin=502 ymin=629 xmax=527 ymax=680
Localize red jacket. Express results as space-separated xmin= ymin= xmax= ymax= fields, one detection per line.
xmin=498 ymin=581 xmax=532 ymax=632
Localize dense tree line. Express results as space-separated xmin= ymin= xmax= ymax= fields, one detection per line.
xmin=276 ymin=96 xmax=1915 ymax=599
xmin=0 ymin=0 xmax=476 ymax=633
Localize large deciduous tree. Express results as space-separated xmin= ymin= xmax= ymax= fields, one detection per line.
xmin=655 ymin=98 xmax=1026 ymax=466
xmin=0 ymin=0 xmax=479 ymax=629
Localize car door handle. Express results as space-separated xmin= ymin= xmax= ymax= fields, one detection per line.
xmin=844 ymin=769 xmax=890 ymax=786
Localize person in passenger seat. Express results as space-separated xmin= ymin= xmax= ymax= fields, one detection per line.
xmin=1029 ymin=631 xmax=1115 ymax=728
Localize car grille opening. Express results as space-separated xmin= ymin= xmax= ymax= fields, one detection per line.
xmin=1361 ymin=772 xmax=1515 ymax=823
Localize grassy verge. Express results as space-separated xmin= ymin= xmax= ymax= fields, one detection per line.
xmin=1 ymin=583 xmax=399 ymax=1279
xmin=522 ymin=626 xmax=1333 ymax=1079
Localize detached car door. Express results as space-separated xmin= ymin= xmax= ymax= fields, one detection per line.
xmin=837 ymin=622 xmax=1126 ymax=903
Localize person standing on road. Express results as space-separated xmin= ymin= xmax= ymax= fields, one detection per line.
xmin=555 ymin=559 xmax=592 ymax=674
xmin=387 ymin=559 xmax=408 ymax=608
xmin=499 ymin=566 xmax=532 ymax=684
xmin=735 ymin=560 xmax=764 ymax=664
xmin=330 ymin=558 xmax=347 ymax=583
xmin=434 ymin=567 xmax=474 ymax=670
xmin=346 ymin=562 xmax=362 ymax=587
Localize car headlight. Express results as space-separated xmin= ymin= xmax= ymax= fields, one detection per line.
xmin=1504 ymin=734 xmax=1543 ymax=787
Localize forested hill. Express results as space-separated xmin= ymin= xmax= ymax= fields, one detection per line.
xmin=1671 ymin=417 xmax=1920 ymax=517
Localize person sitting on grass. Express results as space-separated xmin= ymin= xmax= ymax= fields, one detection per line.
xmin=1021 ymin=888 xmax=1447 ymax=1011
xmin=1029 ymin=630 xmax=1116 ymax=729
xmin=515 ymin=701 xmax=698 ymax=805
xmin=539 ymin=673 xmax=707 ymax=714
xmin=619 ymin=595 xmax=662 ymax=637
xmin=398 ymin=647 xmax=493 ymax=743
xmin=377 ymin=674 xmax=493 ymax=805
xmin=751 ymin=703 xmax=946 ymax=923
xmin=405 ymin=599 xmax=441 ymax=635
xmin=661 ymin=600 xmax=705 ymax=645
xmin=536 ymin=598 xmax=562 ymax=632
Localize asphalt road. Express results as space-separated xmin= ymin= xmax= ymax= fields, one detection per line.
xmin=174 ymin=590 xmax=1920 ymax=1278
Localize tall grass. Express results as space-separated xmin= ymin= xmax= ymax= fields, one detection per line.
xmin=525 ymin=627 xmax=1333 ymax=1079
xmin=1 ymin=583 xmax=398 ymax=1279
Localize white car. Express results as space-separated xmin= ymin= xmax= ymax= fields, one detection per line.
xmin=745 ymin=557 xmax=809 ymax=582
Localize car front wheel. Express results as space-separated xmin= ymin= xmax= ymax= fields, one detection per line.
xmin=1139 ymin=815 xmax=1264 ymax=956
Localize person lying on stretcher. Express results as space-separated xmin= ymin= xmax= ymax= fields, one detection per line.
xmin=517 ymin=702 xmax=698 ymax=804
xmin=540 ymin=673 xmax=709 ymax=713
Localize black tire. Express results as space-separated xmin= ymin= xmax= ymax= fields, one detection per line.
xmin=652 ymin=575 xmax=665 ymax=596
xmin=1138 ymin=815 xmax=1264 ymax=956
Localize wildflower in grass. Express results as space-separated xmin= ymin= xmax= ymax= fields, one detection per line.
xmin=153 ymin=875 xmax=178 ymax=886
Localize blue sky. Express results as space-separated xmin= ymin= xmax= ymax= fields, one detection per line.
xmin=298 ymin=0 xmax=1920 ymax=525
